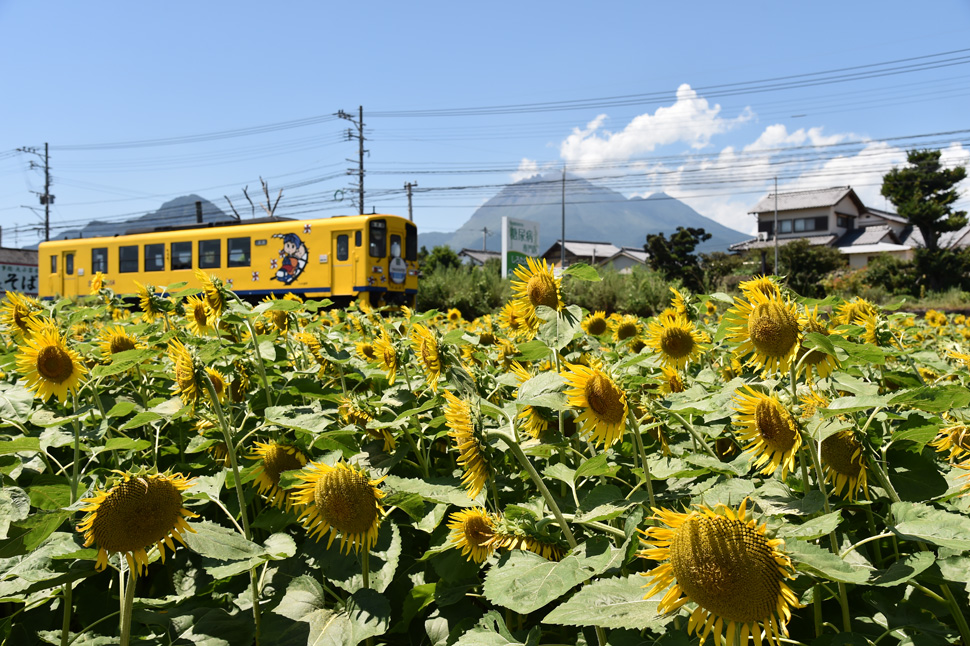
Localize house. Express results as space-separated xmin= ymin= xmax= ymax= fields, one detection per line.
xmin=597 ymin=247 xmax=650 ymax=274
xmin=541 ymin=240 xmax=621 ymax=268
xmin=729 ymin=186 xmax=970 ymax=269
xmin=458 ymin=248 xmax=501 ymax=267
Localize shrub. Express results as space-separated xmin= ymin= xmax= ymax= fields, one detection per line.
xmin=416 ymin=263 xmax=509 ymax=318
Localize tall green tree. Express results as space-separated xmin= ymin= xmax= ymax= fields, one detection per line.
xmin=881 ymin=149 xmax=967 ymax=252
xmin=645 ymin=226 xmax=710 ymax=293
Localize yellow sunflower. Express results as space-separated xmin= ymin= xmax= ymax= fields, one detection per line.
xmin=670 ymin=287 xmax=690 ymax=317
xmin=1 ymin=292 xmax=41 ymax=341
xmin=489 ymin=528 xmax=565 ymax=562
xmin=204 ymin=367 xmax=229 ymax=404
xmin=656 ymin=366 xmax=686 ymax=396
xmin=339 ymin=396 xmax=396 ymax=451
xmin=611 ymin=314 xmax=642 ymax=343
xmin=562 ymin=363 xmax=628 ymax=447
xmin=411 ymin=323 xmax=443 ymax=392
xmin=168 ymin=338 xmax=199 ymax=406
xmin=733 ymin=387 xmax=802 ymax=478
xmin=739 ymin=275 xmax=782 ymax=300
xmin=16 ymin=319 xmax=87 ymax=402
xmin=496 ymin=301 xmax=538 ymax=341
xmin=296 ymin=331 xmax=329 ymax=376
xmin=834 ymin=297 xmax=878 ymax=326
xmin=292 ymin=460 xmax=386 ymax=554
xmin=582 ymin=311 xmax=609 ymax=336
xmin=510 ymin=361 xmax=551 ymax=440
xmin=195 ymin=270 xmax=226 ymax=320
xmin=447 ymin=507 xmax=497 ymax=564
xmin=446 ymin=308 xmax=464 ymax=326
xmin=89 ymin=271 xmax=106 ymax=294
xmin=184 ymin=294 xmax=214 ymax=336
xmin=724 ymin=290 xmax=801 ymax=375
xmin=373 ymin=328 xmax=398 ymax=384
xmin=929 ymin=424 xmax=970 ymax=462
xmin=97 ymin=325 xmax=142 ymax=361
xmin=639 ymin=499 xmax=798 ymax=646
xmin=510 ymin=256 xmax=563 ymax=318
xmin=356 ymin=340 xmax=378 ymax=362
xmin=134 ymin=282 xmax=167 ymax=323
xmin=820 ymin=430 xmax=869 ymax=501
xmin=644 ymin=314 xmax=707 ymax=371
xmin=248 ymin=441 xmax=308 ymax=510
xmin=76 ymin=472 xmax=197 ymax=575
xmin=796 ymin=306 xmax=839 ymax=379
xmin=262 ymin=294 xmax=292 ymax=334
xmin=444 ymin=390 xmax=490 ymax=499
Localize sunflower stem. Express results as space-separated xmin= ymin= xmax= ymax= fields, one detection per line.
xmin=489 ymin=430 xmax=577 ymax=550
xmin=119 ymin=567 xmax=136 ymax=646
xmin=627 ymin=411 xmax=656 ymax=509
xmin=813 ymin=584 xmax=823 ymax=638
xmin=240 ymin=315 xmax=274 ymax=410
xmin=59 ymin=582 xmax=73 ymax=646
xmin=667 ymin=410 xmax=718 ymax=459
xmin=401 ymin=423 xmax=429 ymax=480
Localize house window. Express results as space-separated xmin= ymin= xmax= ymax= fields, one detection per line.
xmin=779 ymin=217 xmax=827 ymax=234
xmin=837 ymin=216 xmax=850 ymax=228
xmin=227 ymin=237 xmax=251 ymax=267
xmin=171 ymin=241 xmax=192 ymax=270
xmin=92 ymin=248 xmax=108 ymax=273
xmin=779 ymin=220 xmax=792 ymax=234
xmin=119 ymin=246 xmax=139 ymax=273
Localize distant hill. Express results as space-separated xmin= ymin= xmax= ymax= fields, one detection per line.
xmin=418 ymin=173 xmax=747 ymax=254
xmin=52 ymin=195 xmax=231 ymax=241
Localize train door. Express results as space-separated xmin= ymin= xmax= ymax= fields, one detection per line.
xmin=331 ymin=230 xmax=355 ymax=297
xmin=61 ymin=250 xmax=78 ymax=297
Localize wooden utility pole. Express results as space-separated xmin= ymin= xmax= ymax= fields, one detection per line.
xmin=337 ymin=106 xmax=366 ymax=214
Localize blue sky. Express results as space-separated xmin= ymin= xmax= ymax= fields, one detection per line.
xmin=2 ymin=1 xmax=969 ymax=248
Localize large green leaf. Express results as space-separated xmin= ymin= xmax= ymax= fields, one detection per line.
xmin=382 ymin=475 xmax=478 ymax=507
xmin=785 ymin=539 xmax=871 ymax=584
xmin=785 ymin=511 xmax=843 ymax=541
xmin=516 ymin=372 xmax=566 ymax=411
xmin=891 ymin=502 xmax=970 ymax=551
xmin=890 ymin=385 xmax=970 ymax=414
xmin=869 ymin=551 xmax=935 ymax=587
xmin=0 ymin=488 xmax=30 ymax=539
xmin=312 ymin=521 xmax=401 ymax=594
xmin=543 ymin=574 xmax=669 ymax=631
xmin=273 ymin=576 xmax=391 ymax=646
xmin=482 ymin=537 xmax=625 ymax=614
xmin=0 ymin=383 xmax=34 ymax=425
xmin=562 ymin=263 xmax=601 ymax=282
xmin=0 ymin=437 xmax=40 ymax=456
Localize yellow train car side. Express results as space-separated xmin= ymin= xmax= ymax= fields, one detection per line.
xmin=38 ymin=214 xmax=418 ymax=306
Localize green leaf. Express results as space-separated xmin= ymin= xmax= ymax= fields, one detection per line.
xmin=265 ymin=405 xmax=330 ymax=434
xmin=542 ymin=463 xmax=575 ymax=487
xmin=514 ymin=340 xmax=550 ymax=362
xmin=25 ymin=475 xmax=72 ymax=511
xmin=563 ymin=263 xmax=601 ymax=282
xmin=315 ymin=521 xmax=401 ymax=594
xmin=100 ymin=437 xmax=152 ymax=453
xmin=575 ymin=452 xmax=613 ymax=480
xmin=273 ymin=576 xmax=391 ymax=646
xmin=0 ymin=437 xmax=40 ymax=455
xmin=892 ymin=412 xmax=944 ymax=448
xmin=890 ymin=385 xmax=970 ymax=414
xmin=482 ymin=537 xmax=625 ymax=614
xmin=105 ymin=401 xmax=137 ymax=418
xmin=0 ymin=488 xmax=30 ymax=539
xmin=0 ymin=383 xmax=34 ymax=425
xmin=0 ymin=509 xmax=72 ymax=557
xmin=786 ymin=511 xmax=843 ymax=541
xmin=182 ymin=520 xmax=264 ymax=563
xmin=870 ymin=551 xmax=935 ymax=587
xmin=383 ymin=475 xmax=478 ymax=508
xmin=538 ymin=305 xmax=583 ymax=352
xmin=821 ymin=394 xmax=892 ymax=417
xmin=543 ymin=574 xmax=669 ymax=631
xmin=785 ymin=539 xmax=871 ymax=584
xmin=826 ymin=335 xmax=886 ymax=365
xmin=891 ymin=502 xmax=970 ymax=551
xmin=118 ymin=411 xmax=161 ymax=431
xmin=576 ymin=484 xmax=630 ymax=523
xmin=516 ymin=372 xmax=566 ymax=410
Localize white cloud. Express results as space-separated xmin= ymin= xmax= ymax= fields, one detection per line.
xmin=511 ymin=158 xmax=559 ymax=183
xmin=558 ymin=84 xmax=752 ymax=168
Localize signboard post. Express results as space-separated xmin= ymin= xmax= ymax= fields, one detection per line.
xmin=501 ymin=217 xmax=540 ymax=279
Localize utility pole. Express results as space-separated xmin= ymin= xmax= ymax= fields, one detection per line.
xmin=17 ymin=143 xmax=54 ymax=241
xmin=482 ymin=227 xmax=489 ymax=251
xmin=561 ymin=166 xmax=566 ymax=270
xmin=336 ymin=106 xmax=366 ymax=214
xmin=405 ymin=181 xmax=417 ymax=221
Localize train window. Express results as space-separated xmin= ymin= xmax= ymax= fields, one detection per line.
xmin=65 ymin=253 xmax=74 ymax=276
xmin=119 ymin=246 xmax=139 ymax=273
xmin=355 ymin=231 xmax=361 ymax=247
xmin=336 ymin=234 xmax=349 ymax=261
xmin=92 ymin=248 xmax=108 ymax=273
xmin=50 ymin=255 xmax=57 ymax=273
xmin=405 ymin=223 xmax=417 ymax=261
xmin=390 ymin=234 xmax=401 ymax=258
xmin=199 ymin=240 xmax=221 ymax=269
xmin=145 ymin=243 xmax=165 ymax=272
xmin=171 ymin=242 xmax=192 ymax=270
xmin=227 ymin=237 xmax=251 ymax=267
xmin=369 ymin=219 xmax=386 ymax=258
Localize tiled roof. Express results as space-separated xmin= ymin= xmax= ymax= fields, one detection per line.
xmin=458 ymin=248 xmax=500 ymax=264
xmin=729 ymin=234 xmax=838 ymax=252
xmin=838 ymin=243 xmax=911 ymax=256
xmin=834 ymin=225 xmax=898 ymax=248
xmin=543 ymin=240 xmax=620 ymax=259
xmin=750 ymin=187 xmax=856 ymax=214
xmin=598 ymin=247 xmax=649 ymax=265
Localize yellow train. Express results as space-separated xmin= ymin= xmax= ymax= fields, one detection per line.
xmin=38 ymin=213 xmax=418 ymax=307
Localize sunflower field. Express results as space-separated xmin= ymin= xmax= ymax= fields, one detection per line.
xmin=2 ymin=264 xmax=970 ymax=646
